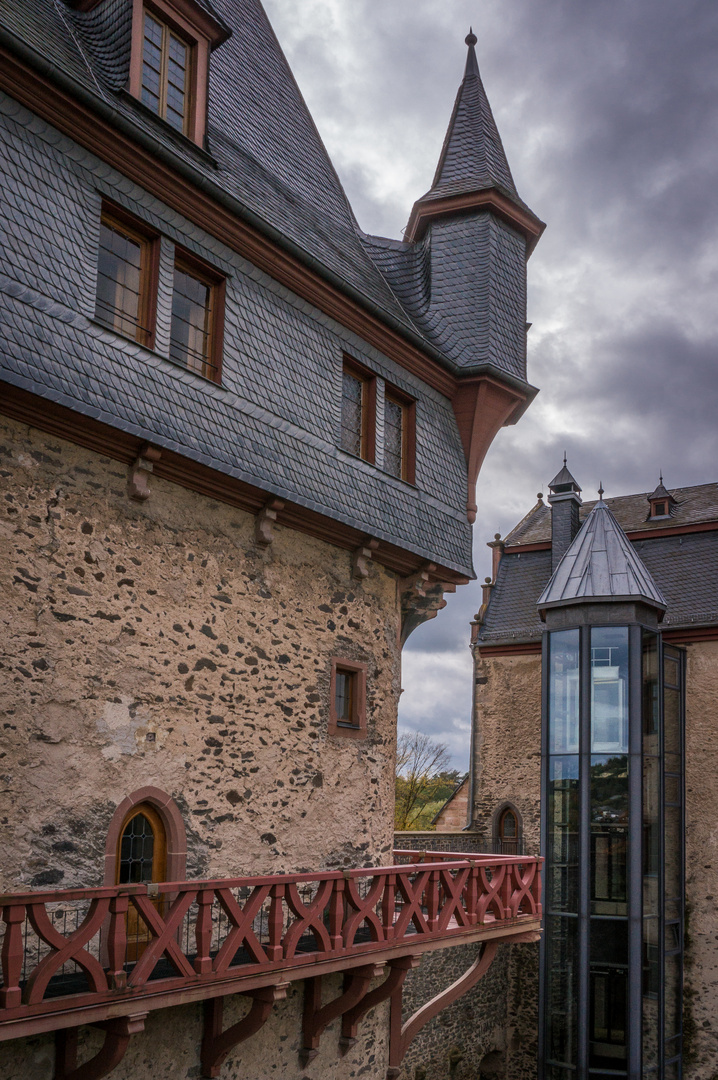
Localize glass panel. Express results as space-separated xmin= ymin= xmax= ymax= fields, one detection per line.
xmin=545 ymin=915 xmax=579 ymax=1066
xmin=96 ymin=219 xmax=144 ymax=340
xmin=665 ymin=774 xmax=680 ymax=805
xmin=549 ymin=630 xmax=580 ymax=753
xmin=664 ymin=687 xmax=680 ymax=757
xmin=665 ymin=804 xmax=681 ymax=902
xmin=170 ymin=265 xmax=213 ymax=376
xmin=643 ymin=756 xmax=659 ymax=892
xmin=643 ymin=916 xmax=659 ymax=1071
xmin=642 ymin=632 xmax=659 ymax=755
xmin=664 ymin=950 xmax=682 ymax=1041
xmin=334 ymin=669 xmax=355 ymax=724
xmin=664 ymin=651 xmax=680 ymax=688
xmin=118 ymin=812 xmax=155 ymax=884
xmin=591 ymin=627 xmax=629 ymax=753
xmin=663 ymin=1059 xmax=680 ymax=1080
xmin=341 ymin=370 xmax=363 ymax=456
xmin=383 ymin=396 xmax=404 ymax=478
xmin=591 ymin=755 xmax=628 ymax=915
xmin=589 ymin=920 xmax=628 ymax=1069
xmin=548 ymin=756 xmax=579 ymax=912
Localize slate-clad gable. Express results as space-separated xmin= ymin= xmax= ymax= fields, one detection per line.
xmin=478 ymin=482 xmax=718 ymax=645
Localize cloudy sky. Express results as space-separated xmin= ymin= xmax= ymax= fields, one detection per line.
xmin=264 ymin=0 xmax=718 ymax=769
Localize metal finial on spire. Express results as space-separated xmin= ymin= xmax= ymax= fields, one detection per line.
xmin=598 ymin=481 xmax=604 ymax=499
xmin=563 ymin=451 xmax=567 ymax=466
xmin=659 ymin=471 xmax=663 ymax=485
xmin=465 ymin=27 xmax=477 ymax=47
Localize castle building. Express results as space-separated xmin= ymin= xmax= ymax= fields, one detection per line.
xmin=0 ymin=2 xmax=544 ymax=1077
xmin=471 ymin=467 xmax=718 ymax=1080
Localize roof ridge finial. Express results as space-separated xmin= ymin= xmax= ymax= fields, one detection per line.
xmin=659 ymin=470 xmax=664 ymax=485
xmin=465 ymin=26 xmax=477 ymax=47
xmin=563 ymin=451 xmax=567 ymax=466
xmin=598 ymin=481 xmax=605 ymax=500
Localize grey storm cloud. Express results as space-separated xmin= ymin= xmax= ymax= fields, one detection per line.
xmin=265 ymin=0 xmax=718 ymax=766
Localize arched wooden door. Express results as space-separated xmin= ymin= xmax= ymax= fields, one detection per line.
xmin=116 ymin=802 xmax=167 ymax=960
xmin=498 ymin=808 xmax=519 ymax=855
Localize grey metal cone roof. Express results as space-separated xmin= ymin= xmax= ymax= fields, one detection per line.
xmin=537 ymin=500 xmax=667 ymax=612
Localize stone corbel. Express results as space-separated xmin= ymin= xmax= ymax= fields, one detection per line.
xmin=254 ymin=498 xmax=284 ymax=546
xmin=127 ymin=445 xmax=162 ymax=502
xmin=352 ymin=538 xmax=379 ymax=579
xmin=400 ymin=564 xmax=456 ymax=645
xmin=54 ymin=1012 xmax=148 ymax=1080
xmin=201 ymin=982 xmax=290 ymax=1077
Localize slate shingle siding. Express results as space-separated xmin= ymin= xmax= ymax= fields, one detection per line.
xmin=478 ymin=532 xmax=718 ymax=644
xmin=0 ymin=93 xmax=473 ymax=574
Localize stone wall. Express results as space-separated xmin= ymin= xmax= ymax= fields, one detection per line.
xmin=683 ymin=639 xmax=718 ymax=1079
xmin=471 ymin=651 xmax=542 ymax=853
xmin=434 ymin=779 xmax=469 ymax=831
xmin=0 ymin=413 xmax=402 ymax=894
xmin=0 ymin=975 xmax=390 ymax=1080
xmin=0 ymin=413 xmax=405 ymax=1078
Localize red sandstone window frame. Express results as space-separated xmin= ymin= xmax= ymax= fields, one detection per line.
xmin=128 ymin=0 xmax=213 ymax=145
xmin=341 ymin=357 xmax=377 ymax=464
xmin=383 ymin=383 xmax=416 ymax=484
xmin=170 ymin=246 xmax=226 ymax=383
xmin=104 ymin=786 xmax=187 ymax=886
xmin=329 ymin=657 xmax=368 ymax=739
xmin=96 ymin=201 xmax=161 ymax=349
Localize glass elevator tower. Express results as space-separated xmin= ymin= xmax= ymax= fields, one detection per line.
xmin=537 ymin=497 xmax=684 ymax=1080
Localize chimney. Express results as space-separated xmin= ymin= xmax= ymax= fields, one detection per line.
xmin=547 ymin=455 xmax=582 ymax=571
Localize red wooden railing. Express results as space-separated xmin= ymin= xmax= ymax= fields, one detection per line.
xmin=0 ymin=852 xmax=541 ymax=1033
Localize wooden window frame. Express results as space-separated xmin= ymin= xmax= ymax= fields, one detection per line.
xmin=96 ymin=201 xmax=160 ymax=349
xmin=341 ymin=357 xmax=376 ymax=464
xmin=128 ymin=0 xmax=212 ymax=145
xmin=328 ymin=657 xmax=368 ymax=739
xmin=170 ymin=245 xmax=225 ymax=383
xmin=383 ymin=384 xmax=416 ymax=485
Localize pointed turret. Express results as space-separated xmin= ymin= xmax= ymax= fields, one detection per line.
xmin=547 ymin=456 xmax=583 ymax=571
xmin=538 ymin=493 xmax=667 ymax=617
xmin=427 ymin=29 xmax=521 ymax=208
xmin=404 ymin=31 xmax=545 ymax=251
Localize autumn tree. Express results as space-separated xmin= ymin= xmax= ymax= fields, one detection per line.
xmin=394 ymin=730 xmax=456 ymax=830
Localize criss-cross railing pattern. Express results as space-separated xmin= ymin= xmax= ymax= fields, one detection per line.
xmin=0 ymin=853 xmax=541 ymax=1031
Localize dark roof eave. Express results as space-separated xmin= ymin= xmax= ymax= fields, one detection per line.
xmin=1 ymin=25 xmax=534 ymax=395
xmin=537 ymin=594 xmax=667 ymax=618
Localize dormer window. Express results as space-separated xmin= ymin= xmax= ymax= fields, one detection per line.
xmin=128 ymin=0 xmax=230 ymax=147
xmin=647 ymin=477 xmax=676 ymax=520
xmin=141 ymin=11 xmax=190 ymax=134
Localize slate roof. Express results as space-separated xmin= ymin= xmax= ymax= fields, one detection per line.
xmin=536 ymin=500 xmax=666 ymax=612
xmin=505 ymin=483 xmax=718 ymax=547
xmin=478 ymin=482 xmax=718 ymax=644
xmin=0 ymin=0 xmax=536 ymax=388
xmin=418 ymin=34 xmax=529 ymax=215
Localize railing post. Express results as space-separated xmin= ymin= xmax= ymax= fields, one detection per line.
xmin=465 ymin=865 xmax=479 ymax=925
xmin=501 ymin=863 xmax=514 ymax=919
xmin=266 ymin=883 xmax=284 ymax=962
xmin=107 ymin=894 xmax=129 ymax=991
xmin=382 ymin=872 xmax=396 ymax=941
xmin=0 ymin=904 xmax=25 ymax=1008
xmin=328 ymin=878 xmax=345 ymax=952
xmin=194 ymin=888 xmax=215 ymax=974
xmin=426 ymin=870 xmax=440 ymax=931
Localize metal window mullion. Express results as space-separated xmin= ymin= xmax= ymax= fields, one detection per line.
xmin=628 ymin=623 xmax=643 ymax=1079
xmin=578 ymin=624 xmax=591 ymax=1080
xmin=658 ymin=637 xmax=665 ymax=1079
xmin=538 ymin=630 xmax=549 ymax=1080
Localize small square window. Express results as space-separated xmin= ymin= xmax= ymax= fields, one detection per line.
xmin=329 ymin=658 xmax=367 ymax=738
xmin=341 ymin=359 xmax=376 ymax=463
xmin=383 ymin=387 xmax=416 ymax=483
xmin=170 ymin=251 xmax=225 ymax=382
xmin=651 ymin=501 xmax=668 ymax=518
xmin=95 ymin=205 xmax=159 ymax=347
